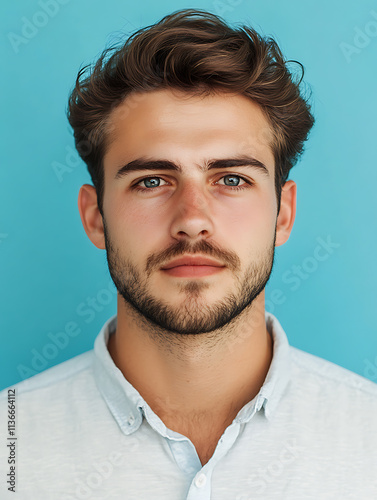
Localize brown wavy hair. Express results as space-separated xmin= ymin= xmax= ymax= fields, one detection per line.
xmin=67 ymin=8 xmax=314 ymax=215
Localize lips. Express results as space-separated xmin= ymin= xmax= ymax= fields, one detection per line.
xmin=161 ymin=256 xmax=225 ymax=270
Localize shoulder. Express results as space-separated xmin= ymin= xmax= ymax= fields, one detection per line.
xmin=289 ymin=345 xmax=377 ymax=400
xmin=0 ymin=350 xmax=95 ymax=403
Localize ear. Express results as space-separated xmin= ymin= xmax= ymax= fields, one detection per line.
xmin=77 ymin=184 xmax=106 ymax=249
xmin=275 ymin=180 xmax=296 ymax=247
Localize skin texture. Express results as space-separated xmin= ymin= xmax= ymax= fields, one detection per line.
xmin=78 ymin=88 xmax=296 ymax=465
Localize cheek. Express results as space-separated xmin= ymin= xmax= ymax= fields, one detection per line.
xmin=111 ymin=197 xmax=169 ymax=249
xmin=213 ymin=194 xmax=275 ymax=271
xmin=216 ymin=194 xmax=276 ymax=244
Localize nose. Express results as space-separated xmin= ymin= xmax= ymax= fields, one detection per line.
xmin=169 ymin=181 xmax=215 ymax=241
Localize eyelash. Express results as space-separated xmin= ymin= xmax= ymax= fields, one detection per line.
xmin=131 ymin=174 xmax=253 ymax=193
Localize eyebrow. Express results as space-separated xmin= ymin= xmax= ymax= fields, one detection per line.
xmin=114 ymin=155 xmax=270 ymax=180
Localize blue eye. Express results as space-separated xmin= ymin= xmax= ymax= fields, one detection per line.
xmin=142 ymin=177 xmax=161 ymax=188
xmin=217 ymin=175 xmax=250 ymax=190
xmin=132 ymin=174 xmax=251 ymax=193
xmin=223 ymin=175 xmax=242 ymax=186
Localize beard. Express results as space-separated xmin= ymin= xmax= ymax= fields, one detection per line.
xmin=103 ymin=221 xmax=276 ymax=336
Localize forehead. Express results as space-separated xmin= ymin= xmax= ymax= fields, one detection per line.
xmin=103 ymin=88 xmax=275 ymax=175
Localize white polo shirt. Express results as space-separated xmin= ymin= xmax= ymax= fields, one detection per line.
xmin=1 ymin=312 xmax=377 ymax=499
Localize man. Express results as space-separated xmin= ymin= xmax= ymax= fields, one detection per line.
xmin=1 ymin=8 xmax=377 ymax=499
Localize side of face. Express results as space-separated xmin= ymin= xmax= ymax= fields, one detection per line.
xmin=77 ymin=88 xmax=296 ymax=320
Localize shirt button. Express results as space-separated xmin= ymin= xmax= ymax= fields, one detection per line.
xmin=127 ymin=414 xmax=135 ymax=425
xmin=194 ymin=473 xmax=207 ymax=488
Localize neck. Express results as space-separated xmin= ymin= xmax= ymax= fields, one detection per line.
xmin=108 ymin=292 xmax=273 ymax=427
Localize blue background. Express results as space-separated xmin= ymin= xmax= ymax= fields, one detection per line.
xmin=1 ymin=0 xmax=376 ymax=391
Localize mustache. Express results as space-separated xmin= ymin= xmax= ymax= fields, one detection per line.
xmin=145 ymin=239 xmax=241 ymax=276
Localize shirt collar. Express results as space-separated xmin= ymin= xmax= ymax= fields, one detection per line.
xmin=237 ymin=311 xmax=291 ymax=422
xmin=93 ymin=315 xmax=145 ymax=435
xmin=93 ymin=311 xmax=291 ymax=435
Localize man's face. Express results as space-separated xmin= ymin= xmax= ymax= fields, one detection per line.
xmin=101 ymin=88 xmax=278 ymax=335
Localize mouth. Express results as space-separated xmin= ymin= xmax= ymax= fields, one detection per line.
xmin=161 ymin=265 xmax=225 ymax=278
xmin=160 ymin=256 xmax=226 ymax=278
